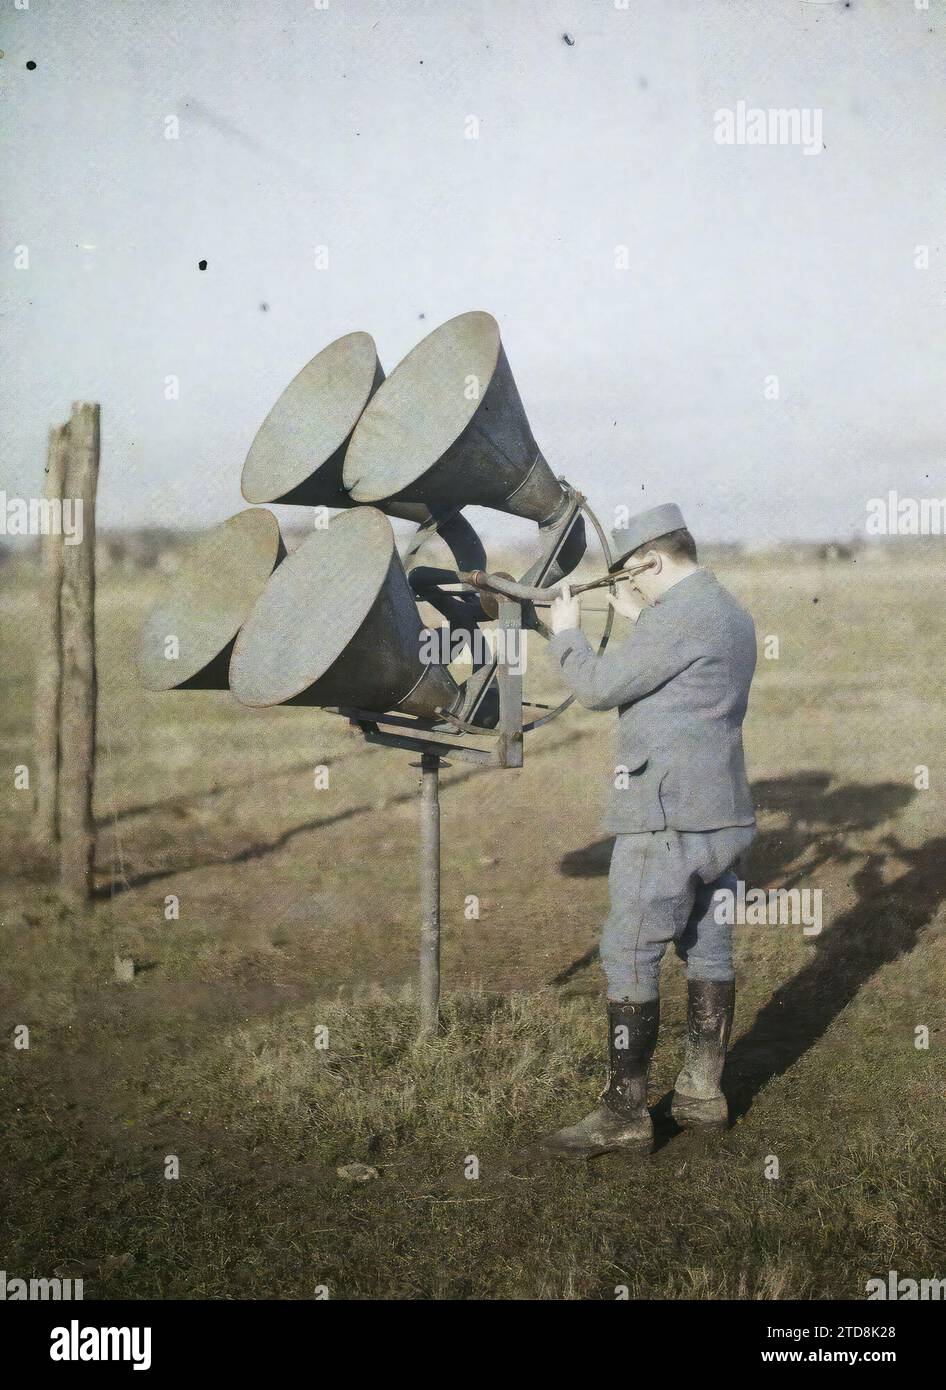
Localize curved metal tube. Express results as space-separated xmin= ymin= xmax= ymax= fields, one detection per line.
xmin=460 ymin=566 xmax=637 ymax=606
xmin=460 ymin=571 xmax=563 ymax=605
xmin=521 ymin=497 xmax=617 ymax=732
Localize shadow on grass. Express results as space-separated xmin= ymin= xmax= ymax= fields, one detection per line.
xmin=723 ymin=831 xmax=946 ymax=1122
xmin=551 ymin=773 xmax=942 ymax=1129
xmin=95 ymin=725 xmax=597 ymax=899
xmin=557 ymin=772 xmax=916 ymax=882
xmin=99 ymin=758 xmax=317 ymax=826
xmin=95 ymin=802 xmax=372 ymax=899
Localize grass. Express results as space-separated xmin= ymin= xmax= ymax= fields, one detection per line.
xmin=1 ymin=555 xmax=945 ymax=1298
xmin=2 ymin=967 xmax=943 ymax=1300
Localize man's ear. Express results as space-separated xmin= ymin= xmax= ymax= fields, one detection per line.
xmin=646 ymin=549 xmax=663 ymax=574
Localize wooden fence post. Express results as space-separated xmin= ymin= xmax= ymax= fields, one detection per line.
xmin=59 ymin=402 xmax=100 ymax=902
xmin=31 ymin=423 xmax=69 ymax=846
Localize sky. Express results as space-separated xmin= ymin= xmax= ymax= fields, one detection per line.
xmin=2 ymin=0 xmax=943 ymax=545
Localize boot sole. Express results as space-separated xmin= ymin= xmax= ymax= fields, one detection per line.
xmin=535 ymin=1137 xmax=653 ymax=1161
xmin=671 ymin=1095 xmax=728 ymax=1129
xmin=534 ymin=1127 xmax=654 ymax=1160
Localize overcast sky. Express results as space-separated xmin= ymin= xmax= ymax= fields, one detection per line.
xmin=2 ymin=0 xmax=943 ymax=543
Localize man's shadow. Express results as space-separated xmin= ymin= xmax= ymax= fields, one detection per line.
xmin=553 ymin=774 xmax=943 ymax=1125
xmin=723 ymin=831 xmax=946 ymax=1122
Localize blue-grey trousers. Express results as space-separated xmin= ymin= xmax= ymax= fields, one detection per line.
xmin=601 ymin=826 xmax=756 ymax=1003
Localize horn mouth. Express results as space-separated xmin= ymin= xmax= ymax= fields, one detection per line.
xmin=137 ymin=509 xmax=283 ymax=691
xmin=343 ymin=310 xmax=501 ymax=504
xmin=241 ymin=331 xmax=383 ymax=507
xmin=230 ymin=508 xmax=396 ymax=708
xmin=229 ymin=508 xmax=458 ymax=717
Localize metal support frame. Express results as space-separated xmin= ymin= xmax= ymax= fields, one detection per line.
xmin=343 ymin=601 xmax=522 ymax=1033
xmin=417 ymin=752 xmax=441 ymax=1034
xmin=340 ymin=496 xmax=612 ymax=1034
xmin=494 ymin=598 xmax=523 ymax=769
xmin=341 ymin=594 xmax=525 ymax=770
xmin=341 ymin=596 xmax=524 ymax=1034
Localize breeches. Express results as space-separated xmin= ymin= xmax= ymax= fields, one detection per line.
xmin=601 ymin=825 xmax=756 ymax=1003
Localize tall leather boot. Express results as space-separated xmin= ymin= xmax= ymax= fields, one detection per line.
xmin=538 ymin=1000 xmax=659 ymax=1157
xmin=671 ymin=979 xmax=735 ymax=1128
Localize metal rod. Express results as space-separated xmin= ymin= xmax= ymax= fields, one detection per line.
xmin=495 ymin=597 xmax=523 ymax=768
xmin=418 ymin=751 xmax=441 ymax=1035
xmin=458 ymin=561 xmax=652 ymax=606
xmin=458 ymin=499 xmax=584 ymax=725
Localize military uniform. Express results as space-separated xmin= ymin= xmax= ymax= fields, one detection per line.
xmin=539 ymin=504 xmax=757 ymax=1156
xmin=547 ymin=564 xmax=757 ymax=1001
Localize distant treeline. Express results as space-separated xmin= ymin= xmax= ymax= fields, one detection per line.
xmin=0 ymin=529 xmax=940 ymax=574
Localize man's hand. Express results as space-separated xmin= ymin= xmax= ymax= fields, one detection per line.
xmin=549 ymin=581 xmax=581 ymax=634
xmin=607 ymin=586 xmax=647 ymax=622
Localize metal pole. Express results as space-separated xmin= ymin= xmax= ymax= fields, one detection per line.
xmin=418 ymin=751 xmax=441 ymax=1035
xmin=496 ymin=598 xmax=524 ymax=769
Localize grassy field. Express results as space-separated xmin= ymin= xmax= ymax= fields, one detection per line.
xmin=1 ymin=551 xmax=944 ymax=1299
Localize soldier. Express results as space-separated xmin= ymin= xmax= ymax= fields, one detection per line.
xmin=540 ymin=503 xmax=757 ymax=1157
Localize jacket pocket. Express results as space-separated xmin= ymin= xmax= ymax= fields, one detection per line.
xmin=606 ymin=757 xmax=666 ymax=832
xmin=655 ymin=763 xmax=672 ymax=822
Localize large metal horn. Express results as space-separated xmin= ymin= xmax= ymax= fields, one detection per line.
xmin=229 ymin=508 xmax=462 ymax=719
xmin=342 ymin=311 xmax=571 ymax=520
xmin=138 ymin=508 xmax=285 ymax=691
xmin=342 ymin=310 xmax=585 ymax=580
xmin=240 ymin=331 xmax=429 ymax=524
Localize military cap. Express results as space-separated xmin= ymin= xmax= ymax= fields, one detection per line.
xmin=610 ymin=502 xmax=686 ymax=570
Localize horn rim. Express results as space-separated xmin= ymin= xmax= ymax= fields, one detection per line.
xmin=343 ymin=310 xmax=501 ymax=504
xmin=241 ymin=330 xmax=381 ymax=506
xmin=137 ymin=508 xmax=282 ymax=691
xmin=229 ymin=507 xmax=396 ymax=708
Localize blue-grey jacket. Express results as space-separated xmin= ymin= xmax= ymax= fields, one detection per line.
xmin=546 ymin=569 xmax=756 ymax=833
